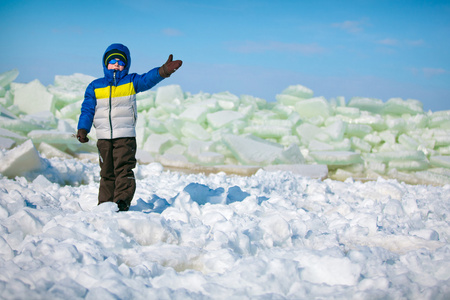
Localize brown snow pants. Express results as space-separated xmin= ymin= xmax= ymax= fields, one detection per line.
xmin=97 ymin=137 xmax=137 ymax=210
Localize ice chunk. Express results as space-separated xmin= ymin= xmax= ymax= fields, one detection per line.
xmin=353 ymin=113 xmax=387 ymax=131
xmin=147 ymin=117 xmax=167 ymax=134
xmin=386 ymin=117 xmax=406 ymax=131
xmin=430 ymin=156 xmax=450 ymax=169
xmin=294 ymin=96 xmax=331 ymax=119
xmin=27 ymin=130 xmax=78 ymax=145
xmin=437 ymin=145 xmax=450 ymax=155
xmin=187 ymin=140 xmax=214 ymax=159
xmin=434 ymin=135 xmax=450 ymax=147
xmin=240 ymin=94 xmax=267 ymax=109
xmin=13 ymin=79 xmax=55 ymax=114
xmin=351 ymin=137 xmax=372 ymax=152
xmin=335 ymin=106 xmax=360 ymax=118
xmin=366 ymin=150 xmax=426 ymax=163
xmin=275 ymin=94 xmax=304 ymax=106
xmin=398 ymin=134 xmax=419 ymax=150
xmin=158 ymin=153 xmax=195 ymax=169
xmin=348 ymin=97 xmax=384 ymax=114
xmin=155 ymin=84 xmax=184 ymax=106
xmin=323 ymin=119 xmax=346 ymax=141
xmin=388 ymin=159 xmax=429 ymax=171
xmin=280 ymin=135 xmax=300 ymax=147
xmin=383 ymin=97 xmax=423 ymax=115
xmin=48 ymin=73 xmax=95 ymax=105
xmin=272 ymin=103 xmax=294 ymax=119
xmin=163 ymin=118 xmax=184 ymax=138
xmin=22 ymin=111 xmax=58 ymax=129
xmin=263 ymin=164 xmax=328 ymax=179
xmin=206 ymin=110 xmax=244 ymax=129
xmin=137 ymin=96 xmax=155 ymax=112
xmin=212 ymin=165 xmax=260 ymax=176
xmin=243 ymin=125 xmax=292 ymax=139
xmin=238 ymin=104 xmax=256 ymax=118
xmin=181 ymin=122 xmax=211 ymax=141
xmin=57 ymin=100 xmax=82 ymax=120
xmin=378 ymin=130 xmax=397 ymax=145
xmin=309 ymin=151 xmax=362 ymax=166
xmin=57 ymin=119 xmax=76 ymax=133
xmin=213 ymin=91 xmax=240 ymax=110
xmin=143 ymin=133 xmax=176 ymax=154
xmin=366 ymin=161 xmax=386 ymax=174
xmin=0 ymin=139 xmax=43 ymax=177
xmin=251 ymin=118 xmax=293 ymax=127
xmin=0 ymin=69 xmax=19 ymax=87
xmin=345 ymin=124 xmax=373 ymax=138
xmin=309 ymin=139 xmax=351 ymax=151
xmin=38 ymin=142 xmax=73 ymax=159
xmin=197 ymin=152 xmax=225 ymax=165
xmin=429 ymin=111 xmax=450 ymax=128
xmin=135 ymin=149 xmax=155 ymax=164
xmin=164 ymin=144 xmax=187 ymax=155
xmin=0 ymin=106 xmax=17 ymax=119
xmin=407 ymin=113 xmax=429 ymax=129
xmin=223 ymin=134 xmax=284 ymax=165
xmin=296 ymin=123 xmax=329 ymax=143
xmin=252 ymin=110 xmax=278 ymax=122
xmin=415 ymin=169 xmax=450 ymax=185
xmin=363 ymin=133 xmax=382 ymax=146
xmin=282 ymin=84 xmax=314 ymax=98
xmin=0 ymin=128 xmax=27 ymax=143
xmin=280 ymin=144 xmax=305 ymax=163
xmin=309 ymin=140 xmax=335 ymax=152
xmin=0 ymin=136 xmax=15 ymax=149
xmin=179 ymin=104 xmax=208 ymax=123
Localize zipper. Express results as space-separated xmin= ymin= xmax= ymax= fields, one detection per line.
xmin=108 ymin=70 xmax=116 ymax=139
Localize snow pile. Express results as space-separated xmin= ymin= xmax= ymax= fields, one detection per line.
xmin=0 ymin=158 xmax=449 ymax=299
xmin=1 ymin=69 xmax=450 ymax=185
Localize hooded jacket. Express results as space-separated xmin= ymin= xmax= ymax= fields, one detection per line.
xmin=78 ymin=43 xmax=164 ymax=139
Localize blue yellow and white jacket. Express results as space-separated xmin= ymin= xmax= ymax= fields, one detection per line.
xmin=77 ymin=43 xmax=164 ymax=139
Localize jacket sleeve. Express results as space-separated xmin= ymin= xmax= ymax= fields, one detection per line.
xmin=132 ymin=67 xmax=165 ymax=93
xmin=77 ymin=82 xmax=96 ymax=133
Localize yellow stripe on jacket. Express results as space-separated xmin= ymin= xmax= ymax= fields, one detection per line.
xmin=94 ymin=82 xmax=136 ymax=99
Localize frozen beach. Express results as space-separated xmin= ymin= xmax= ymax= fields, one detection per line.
xmin=0 ymin=68 xmax=450 ymax=299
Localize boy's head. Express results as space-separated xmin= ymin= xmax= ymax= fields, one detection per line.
xmin=104 ymin=49 xmax=128 ymax=71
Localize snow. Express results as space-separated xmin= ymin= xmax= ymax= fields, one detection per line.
xmin=0 ymin=157 xmax=449 ymax=299
xmin=0 ymin=69 xmax=450 ymax=298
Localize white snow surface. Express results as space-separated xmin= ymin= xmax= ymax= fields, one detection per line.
xmin=0 ymin=156 xmax=449 ymax=299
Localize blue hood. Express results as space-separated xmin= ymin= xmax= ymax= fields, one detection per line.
xmin=103 ymin=43 xmax=131 ymax=82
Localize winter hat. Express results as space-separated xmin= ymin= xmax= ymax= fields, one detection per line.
xmin=104 ymin=49 xmax=128 ymax=67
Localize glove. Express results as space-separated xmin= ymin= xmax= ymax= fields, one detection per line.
xmin=159 ymin=54 xmax=182 ymax=78
xmin=77 ymin=129 xmax=89 ymax=143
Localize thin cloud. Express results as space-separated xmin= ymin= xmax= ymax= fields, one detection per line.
xmin=377 ymin=38 xmax=398 ymax=46
xmin=377 ymin=38 xmax=425 ymax=47
xmin=423 ymin=68 xmax=446 ymax=78
xmin=406 ymin=39 xmax=425 ymax=46
xmin=162 ymin=28 xmax=183 ymax=36
xmin=228 ymin=41 xmax=325 ymax=55
xmin=331 ymin=20 xmax=366 ymax=34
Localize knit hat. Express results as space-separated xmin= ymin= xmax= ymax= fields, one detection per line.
xmin=104 ymin=49 xmax=128 ymax=67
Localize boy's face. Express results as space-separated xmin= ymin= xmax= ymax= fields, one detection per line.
xmin=107 ymin=59 xmax=125 ymax=71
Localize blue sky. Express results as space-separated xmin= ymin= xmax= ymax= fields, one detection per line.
xmin=1 ymin=0 xmax=449 ymax=111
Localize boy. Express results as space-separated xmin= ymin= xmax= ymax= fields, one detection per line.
xmin=77 ymin=43 xmax=182 ymax=211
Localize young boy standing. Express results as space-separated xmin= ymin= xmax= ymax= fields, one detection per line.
xmin=77 ymin=43 xmax=182 ymax=211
